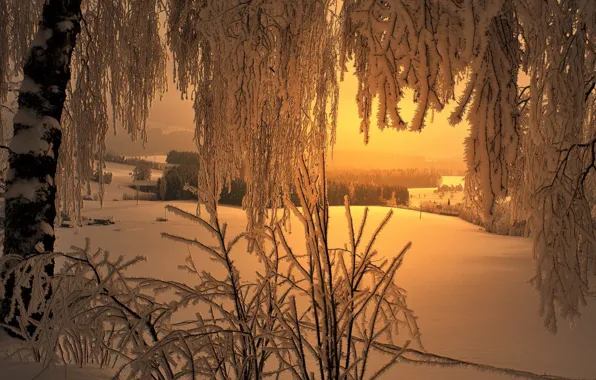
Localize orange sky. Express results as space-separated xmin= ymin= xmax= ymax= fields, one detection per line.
xmin=334 ymin=69 xmax=468 ymax=161
xmin=147 ymin=64 xmax=469 ymax=163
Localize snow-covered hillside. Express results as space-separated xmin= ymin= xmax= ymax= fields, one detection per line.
xmin=86 ymin=161 xmax=163 ymax=201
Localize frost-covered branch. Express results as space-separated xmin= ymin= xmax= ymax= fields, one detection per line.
xmin=166 ymin=0 xmax=341 ymax=230
xmin=517 ymin=0 xmax=596 ymax=332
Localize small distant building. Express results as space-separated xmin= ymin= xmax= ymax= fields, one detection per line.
xmin=131 ymin=180 xmax=158 ymax=193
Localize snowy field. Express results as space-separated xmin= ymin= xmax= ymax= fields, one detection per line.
xmin=87 ymin=161 xmax=163 ymax=201
xmin=2 ymin=169 xmax=595 ymax=379
xmin=408 ymin=187 xmax=465 ymax=208
xmin=407 ymin=175 xmax=465 ymax=208
xmin=39 ymin=200 xmax=595 ymax=380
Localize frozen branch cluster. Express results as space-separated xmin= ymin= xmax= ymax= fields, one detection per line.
xmin=0 ymin=241 xmax=176 ymax=373
xmin=0 ymin=0 xmax=167 ymax=219
xmin=1 ymin=0 xmax=596 ymax=335
xmin=516 ymin=0 xmax=596 ymax=332
xmin=341 ymin=0 xmax=520 ymax=220
xmin=166 ymin=0 xmax=342 ymax=230
xmin=343 ymin=0 xmax=596 ymax=331
xmin=58 ymin=0 xmax=167 ymax=213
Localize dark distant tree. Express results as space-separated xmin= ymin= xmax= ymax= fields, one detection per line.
xmin=162 ymin=163 xmax=199 ymax=200
xmin=166 ymin=150 xmax=200 ymax=166
xmin=382 ymin=185 xmax=409 ymax=205
xmin=158 ymin=176 xmax=167 ymax=201
xmin=351 ymin=184 xmax=382 ymax=206
xmin=219 ymin=180 xmax=247 ymax=206
xmin=92 ymin=170 xmax=113 ymax=185
xmin=327 ymin=181 xmax=351 ymax=206
xmin=163 ymin=170 xmax=183 ymax=200
xmin=132 ymin=163 xmax=152 ymax=181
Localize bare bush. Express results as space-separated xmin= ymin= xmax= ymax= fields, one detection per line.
xmin=159 ymin=178 xmax=421 ymax=378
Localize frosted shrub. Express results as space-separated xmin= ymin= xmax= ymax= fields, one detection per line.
xmin=0 ymin=195 xmax=421 ymax=379
xmin=159 ymin=158 xmax=422 ymax=379
xmin=0 ymin=243 xmax=177 ymax=375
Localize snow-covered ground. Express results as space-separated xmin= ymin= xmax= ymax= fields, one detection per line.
xmin=2 ymin=167 xmax=594 ymax=379
xmin=407 ymin=175 xmax=465 ymax=208
xmin=86 ymin=161 xmax=163 ymax=201
xmin=42 ymin=200 xmax=595 ymax=380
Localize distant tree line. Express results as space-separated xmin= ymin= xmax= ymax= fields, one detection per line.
xmin=103 ymin=151 xmax=165 ymax=171
xmin=217 ymin=181 xmax=409 ymax=207
xmin=333 ymin=183 xmax=409 ymax=206
xmin=152 ymin=151 xmax=409 ymax=207
xmin=327 ymin=168 xmax=441 ymax=188
xmin=157 ymin=162 xmax=200 ymax=200
xmin=166 ymin=150 xmax=200 ymax=166
xmin=435 ymin=184 xmax=463 ymax=193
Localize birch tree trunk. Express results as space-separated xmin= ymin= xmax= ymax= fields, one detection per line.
xmin=1 ymin=0 xmax=81 ymax=334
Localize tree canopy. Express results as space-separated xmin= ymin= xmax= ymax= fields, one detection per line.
xmin=1 ymin=0 xmax=595 ymax=331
